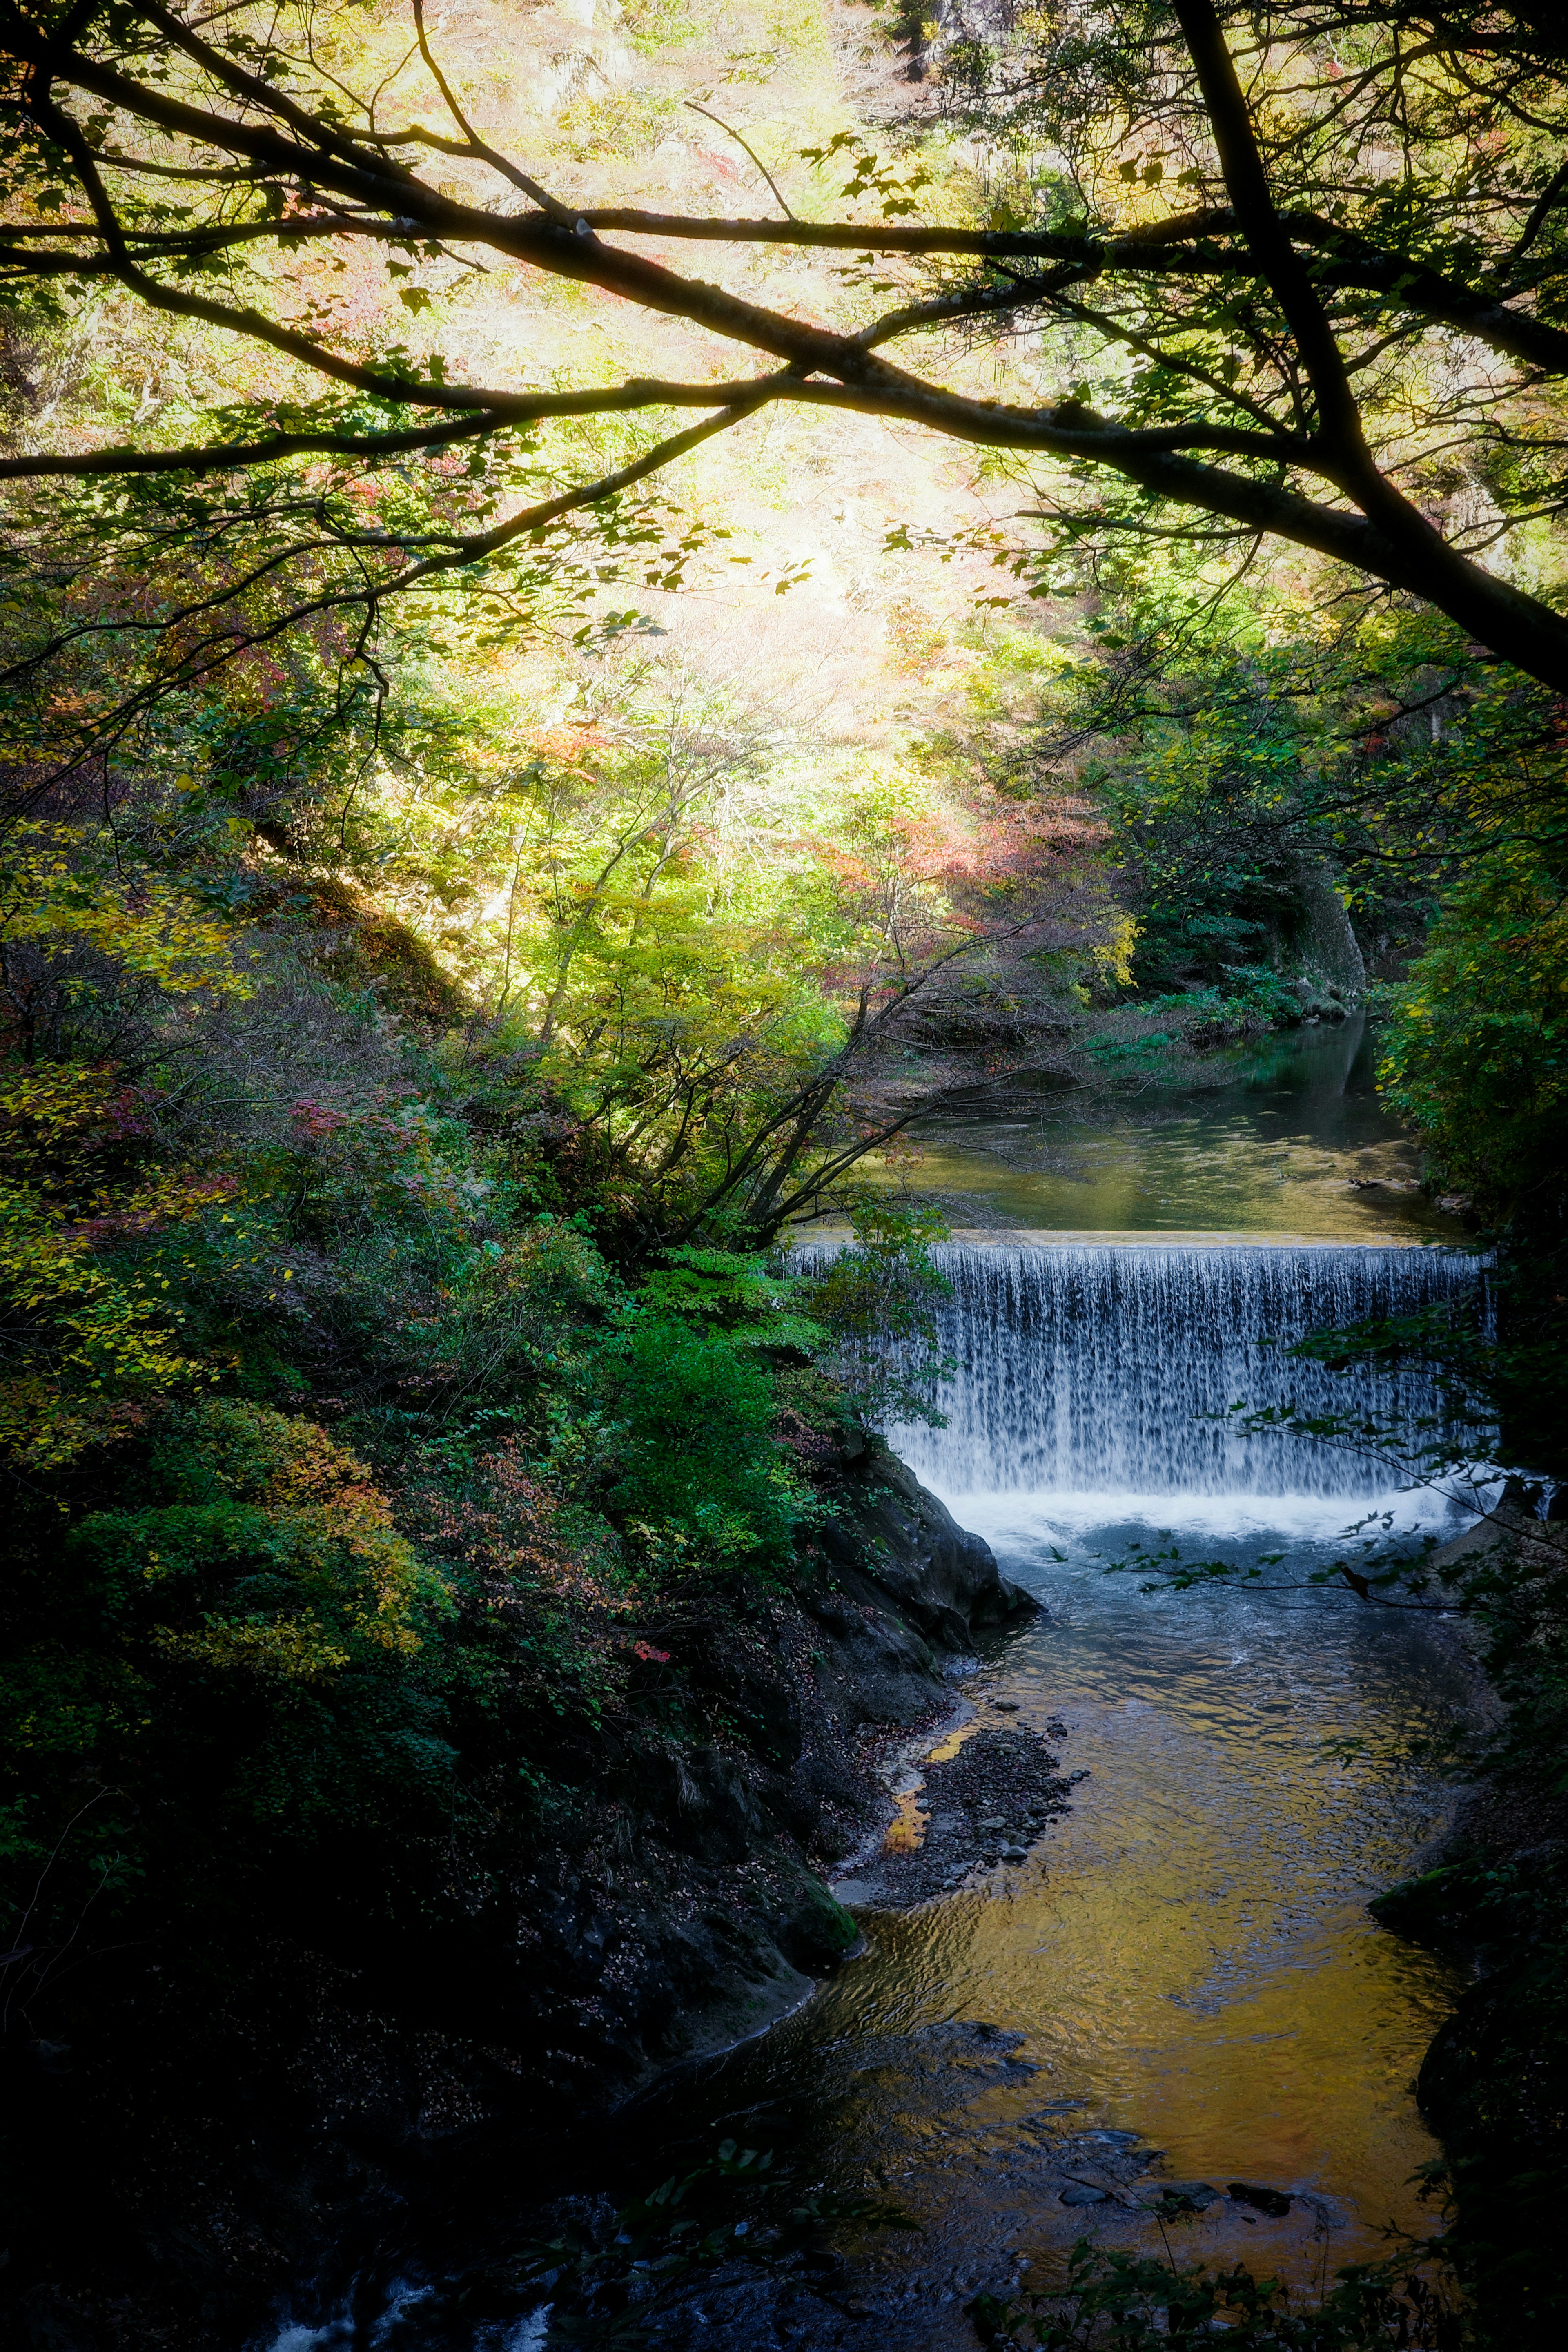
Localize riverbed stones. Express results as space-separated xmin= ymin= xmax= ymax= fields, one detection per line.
xmin=842 ymin=1723 xmax=1075 ymax=1906
xmin=1147 ymin=2180 xmax=1221 ymax=2212
xmin=827 ymin=1731 xmax=1072 ymax=1910
xmin=1227 ymin=2180 xmax=1292 ymax=2216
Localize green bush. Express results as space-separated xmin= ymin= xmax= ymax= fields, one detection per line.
xmin=1380 ymin=843 xmax=1568 ymax=1213
xmin=602 ymin=1313 xmax=800 ymax=1565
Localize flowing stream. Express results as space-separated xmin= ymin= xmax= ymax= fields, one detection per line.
xmin=263 ymin=1028 xmax=1486 ymax=2349
xmin=629 ymin=1036 xmax=1484 ymax=2340
xmin=617 ymin=1236 xmax=1480 ymax=2345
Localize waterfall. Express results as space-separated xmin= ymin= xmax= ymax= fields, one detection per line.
xmin=803 ymin=1242 xmax=1485 ymax=1505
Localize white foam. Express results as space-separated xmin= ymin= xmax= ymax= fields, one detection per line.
xmin=940 ymin=1486 xmax=1471 ymax=1549
xmin=503 ymin=2311 xmax=553 ymax=2351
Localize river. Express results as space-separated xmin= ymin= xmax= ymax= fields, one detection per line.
xmin=863 ymin=1009 xmax=1466 ymax=1244
xmin=621 ymin=1231 xmax=1478 ymax=2344
xmin=263 ymin=1019 xmax=1483 ymax=2348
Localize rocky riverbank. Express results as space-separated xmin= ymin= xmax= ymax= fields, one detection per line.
xmin=1361 ymin=1502 xmax=1568 ymax=2346
xmin=5 ymin=1435 xmax=1036 ymax=2352
xmin=492 ymin=1424 xmax=1041 ymax=2107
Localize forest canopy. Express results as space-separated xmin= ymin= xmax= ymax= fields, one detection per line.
xmin=5 ymin=0 xmax=1568 ymax=711
xmin=1 ymin=0 xmax=1564 ymax=1269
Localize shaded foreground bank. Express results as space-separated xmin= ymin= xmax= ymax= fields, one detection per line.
xmin=1 ymin=1423 xmax=1033 ymax=2350
xmin=1370 ymin=1503 xmax=1568 ymax=2350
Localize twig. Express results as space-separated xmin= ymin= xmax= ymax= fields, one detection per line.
xmin=684 ymin=103 xmax=795 ymax=221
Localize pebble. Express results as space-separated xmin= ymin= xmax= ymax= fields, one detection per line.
xmin=1060 ymin=2183 xmax=1108 ymax=2205
xmin=993 ymin=1699 xmax=1020 ymax=1712
xmin=1228 ymin=2180 xmax=1292 ymax=2216
xmin=1148 ymin=2180 xmax=1220 ymax=2211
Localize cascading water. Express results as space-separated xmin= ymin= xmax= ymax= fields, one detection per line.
xmin=258 ymin=1045 xmax=1480 ymax=2352
xmin=803 ymin=1240 xmax=1484 ymax=1512
xmin=264 ymin=1232 xmax=1487 ymax=2352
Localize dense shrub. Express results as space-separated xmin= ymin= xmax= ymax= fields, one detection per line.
xmin=602 ymin=1313 xmax=801 ymax=1566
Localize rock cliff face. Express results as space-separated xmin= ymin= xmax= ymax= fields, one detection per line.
xmin=818 ymin=1440 xmax=1034 ymax=1656
xmin=1291 ymin=857 xmax=1367 ymax=997
xmin=9 ymin=1437 xmax=1033 ymax=2352
xmin=504 ymin=1426 xmax=1038 ymax=2102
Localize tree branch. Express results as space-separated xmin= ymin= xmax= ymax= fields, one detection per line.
xmin=9 ymin=4 xmax=1568 ymax=690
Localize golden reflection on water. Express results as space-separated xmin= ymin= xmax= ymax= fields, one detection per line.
xmin=922 ymin=1720 xmax=981 ymax=1766
xmin=857 ymin=1017 xmax=1467 ymax=1244
xmin=777 ymin=1516 xmax=1471 ymax=2305
xmin=883 ymin=1785 xmax=929 ymax=1853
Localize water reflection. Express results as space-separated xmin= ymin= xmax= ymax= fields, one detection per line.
xmin=664 ymin=1510 xmax=1467 ymax=2342
xmin=864 ymin=1015 xmax=1464 ymax=1241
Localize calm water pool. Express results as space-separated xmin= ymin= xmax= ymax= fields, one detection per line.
xmin=854 ymin=1014 xmax=1465 ymax=1243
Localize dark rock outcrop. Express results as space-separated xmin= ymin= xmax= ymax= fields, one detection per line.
xmin=819 ymin=1441 xmax=1035 ymax=1651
